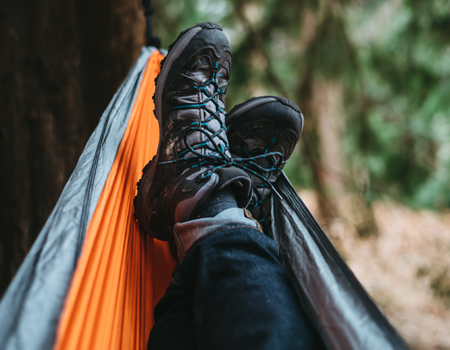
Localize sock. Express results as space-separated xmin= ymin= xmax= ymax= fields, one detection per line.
xmin=193 ymin=187 xmax=237 ymax=219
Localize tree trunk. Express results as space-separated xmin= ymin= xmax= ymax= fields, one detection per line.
xmin=313 ymin=79 xmax=346 ymax=212
xmin=0 ymin=0 xmax=145 ymax=297
xmin=312 ymin=79 xmax=378 ymax=238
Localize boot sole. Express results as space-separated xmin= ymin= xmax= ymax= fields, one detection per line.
xmin=226 ymin=96 xmax=278 ymax=122
xmin=134 ymin=24 xmax=208 ymax=239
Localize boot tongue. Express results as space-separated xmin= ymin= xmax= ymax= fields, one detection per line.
xmin=254 ymin=157 xmax=272 ymax=170
xmin=230 ymin=151 xmax=275 ymax=185
xmin=185 ymin=56 xmax=211 ymax=83
xmin=187 ymin=63 xmax=211 ymax=83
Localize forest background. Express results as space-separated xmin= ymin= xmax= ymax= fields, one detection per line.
xmin=1 ymin=0 xmax=449 ymax=349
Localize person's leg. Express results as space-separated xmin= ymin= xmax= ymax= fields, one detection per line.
xmin=135 ymin=22 xmax=324 ymax=350
xmin=148 ymin=208 xmax=326 ymax=350
xmin=148 ymin=282 xmax=197 ymax=350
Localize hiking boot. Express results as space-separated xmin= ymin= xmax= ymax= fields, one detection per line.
xmin=134 ymin=22 xmax=252 ymax=241
xmin=226 ymin=96 xmax=304 ymax=222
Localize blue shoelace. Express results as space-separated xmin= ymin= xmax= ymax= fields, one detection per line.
xmin=233 ymin=146 xmax=285 ymax=221
xmin=160 ymin=62 xmax=282 ymax=213
xmin=160 ymin=62 xmax=234 ymax=180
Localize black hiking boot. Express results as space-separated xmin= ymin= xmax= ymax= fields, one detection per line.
xmin=226 ymin=96 xmax=304 ymax=223
xmin=134 ymin=22 xmax=252 ymax=241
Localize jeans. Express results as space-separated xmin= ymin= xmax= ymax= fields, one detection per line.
xmin=148 ymin=209 xmax=326 ymax=350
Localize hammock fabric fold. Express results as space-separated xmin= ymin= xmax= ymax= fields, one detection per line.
xmin=272 ymin=173 xmax=409 ymax=350
xmin=54 ymin=48 xmax=175 ymax=350
xmin=0 ymin=46 xmax=408 ymax=350
xmin=0 ymin=47 xmax=174 ymax=350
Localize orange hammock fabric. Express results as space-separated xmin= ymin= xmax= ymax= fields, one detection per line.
xmin=54 ymin=50 xmax=176 ymax=350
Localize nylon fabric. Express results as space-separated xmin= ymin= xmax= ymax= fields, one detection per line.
xmin=0 ymin=47 xmax=175 ymax=350
xmin=54 ymin=49 xmax=175 ymax=350
xmin=271 ymin=172 xmax=410 ymax=350
xmin=0 ymin=47 xmax=161 ymax=350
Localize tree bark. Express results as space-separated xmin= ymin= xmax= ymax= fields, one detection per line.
xmin=0 ymin=0 xmax=145 ymax=297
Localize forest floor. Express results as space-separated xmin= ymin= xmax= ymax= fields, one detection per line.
xmin=299 ymin=190 xmax=450 ymax=350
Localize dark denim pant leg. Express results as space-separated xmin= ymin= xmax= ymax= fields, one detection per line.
xmin=149 ymin=225 xmax=325 ymax=350
xmin=148 ymin=282 xmax=198 ymax=350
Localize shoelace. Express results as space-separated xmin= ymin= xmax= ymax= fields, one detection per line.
xmin=233 ymin=145 xmax=285 ymax=221
xmin=160 ymin=62 xmax=283 ymax=214
xmin=160 ymin=62 xmax=234 ymax=180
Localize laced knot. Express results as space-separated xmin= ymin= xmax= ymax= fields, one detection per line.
xmin=160 ymin=62 xmax=233 ymax=179
xmin=232 ymin=139 xmax=284 ymax=221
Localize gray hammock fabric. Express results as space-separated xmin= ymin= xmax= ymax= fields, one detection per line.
xmin=0 ymin=46 xmax=157 ymax=350
xmin=272 ymin=172 xmax=409 ymax=350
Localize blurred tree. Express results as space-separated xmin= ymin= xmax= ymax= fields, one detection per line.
xmin=346 ymin=0 xmax=450 ymax=210
xmin=0 ymin=0 xmax=145 ymax=296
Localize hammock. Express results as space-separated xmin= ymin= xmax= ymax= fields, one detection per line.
xmin=0 ymin=47 xmax=175 ymax=350
xmin=0 ymin=45 xmax=409 ymax=350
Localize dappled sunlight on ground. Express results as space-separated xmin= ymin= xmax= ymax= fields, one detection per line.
xmin=299 ymin=190 xmax=450 ymax=350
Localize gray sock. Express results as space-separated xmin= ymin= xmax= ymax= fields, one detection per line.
xmin=192 ymin=187 xmax=237 ymax=219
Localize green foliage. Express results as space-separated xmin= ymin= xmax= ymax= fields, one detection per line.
xmin=152 ymin=0 xmax=450 ymax=210
xmin=347 ymin=0 xmax=450 ymax=208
